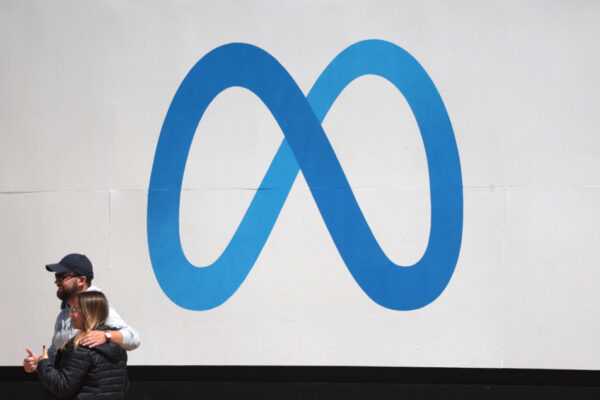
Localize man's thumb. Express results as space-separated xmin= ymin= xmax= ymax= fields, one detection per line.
xmin=25 ymin=348 xmax=35 ymax=358
xmin=42 ymin=345 xmax=48 ymax=357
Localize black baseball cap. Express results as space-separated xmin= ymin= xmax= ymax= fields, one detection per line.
xmin=46 ymin=253 xmax=94 ymax=280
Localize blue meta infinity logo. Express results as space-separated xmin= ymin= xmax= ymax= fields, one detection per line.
xmin=147 ymin=40 xmax=463 ymax=311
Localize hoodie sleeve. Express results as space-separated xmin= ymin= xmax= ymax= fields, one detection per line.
xmin=105 ymin=303 xmax=141 ymax=351
xmin=36 ymin=345 xmax=91 ymax=398
xmin=47 ymin=313 xmax=61 ymax=364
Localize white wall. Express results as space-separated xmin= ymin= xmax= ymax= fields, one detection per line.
xmin=2 ymin=0 xmax=600 ymax=369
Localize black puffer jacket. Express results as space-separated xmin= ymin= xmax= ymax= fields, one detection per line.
xmin=36 ymin=326 xmax=128 ymax=399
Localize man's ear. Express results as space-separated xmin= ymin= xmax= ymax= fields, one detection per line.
xmin=78 ymin=275 xmax=88 ymax=290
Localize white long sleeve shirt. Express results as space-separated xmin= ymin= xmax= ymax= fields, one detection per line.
xmin=48 ymin=285 xmax=141 ymax=362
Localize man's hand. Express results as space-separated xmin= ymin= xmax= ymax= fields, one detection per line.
xmin=24 ymin=348 xmax=37 ymax=373
xmin=80 ymin=331 xmax=107 ymax=348
xmin=24 ymin=346 xmax=47 ymax=373
xmin=80 ymin=330 xmax=123 ymax=348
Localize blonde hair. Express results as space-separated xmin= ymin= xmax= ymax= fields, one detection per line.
xmin=65 ymin=291 xmax=109 ymax=351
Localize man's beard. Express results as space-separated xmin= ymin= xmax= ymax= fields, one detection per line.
xmin=56 ymin=284 xmax=78 ymax=301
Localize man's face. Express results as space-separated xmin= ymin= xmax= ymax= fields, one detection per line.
xmin=54 ymin=272 xmax=83 ymax=301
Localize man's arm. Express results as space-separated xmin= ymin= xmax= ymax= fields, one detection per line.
xmin=80 ymin=303 xmax=140 ymax=350
xmin=46 ymin=313 xmax=61 ymax=364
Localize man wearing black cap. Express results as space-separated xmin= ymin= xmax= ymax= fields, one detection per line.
xmin=23 ymin=253 xmax=140 ymax=372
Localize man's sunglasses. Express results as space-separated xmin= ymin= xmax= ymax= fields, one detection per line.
xmin=54 ymin=272 xmax=80 ymax=282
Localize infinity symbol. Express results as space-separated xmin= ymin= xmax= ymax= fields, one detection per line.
xmin=148 ymin=40 xmax=462 ymax=311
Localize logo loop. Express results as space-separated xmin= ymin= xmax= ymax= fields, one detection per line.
xmin=148 ymin=40 xmax=463 ymax=310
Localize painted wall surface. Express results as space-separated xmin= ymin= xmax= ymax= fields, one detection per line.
xmin=2 ymin=0 xmax=599 ymax=369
